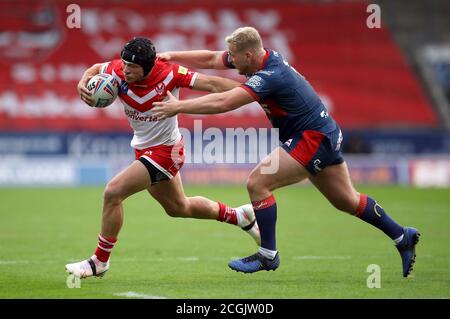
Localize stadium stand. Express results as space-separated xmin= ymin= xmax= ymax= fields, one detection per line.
xmin=377 ymin=0 xmax=450 ymax=127
xmin=0 ymin=0 xmax=449 ymax=187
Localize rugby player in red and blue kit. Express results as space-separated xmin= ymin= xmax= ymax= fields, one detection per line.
xmin=154 ymin=27 xmax=420 ymax=277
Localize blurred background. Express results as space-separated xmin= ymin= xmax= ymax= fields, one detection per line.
xmin=1 ymin=0 xmax=449 ymax=188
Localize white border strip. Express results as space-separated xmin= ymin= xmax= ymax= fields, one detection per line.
xmin=189 ymin=72 xmax=199 ymax=88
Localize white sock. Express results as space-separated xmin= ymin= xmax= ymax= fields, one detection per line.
xmin=258 ymin=247 xmax=277 ymax=260
xmin=394 ymin=234 xmax=404 ymax=244
xmin=235 ymin=207 xmax=245 ymax=227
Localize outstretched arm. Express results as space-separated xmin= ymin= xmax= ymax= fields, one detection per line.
xmin=152 ymin=87 xmax=255 ymax=119
xmin=192 ymin=73 xmax=240 ymax=93
xmin=158 ymin=50 xmax=227 ymax=70
xmin=77 ymin=63 xmax=103 ymax=106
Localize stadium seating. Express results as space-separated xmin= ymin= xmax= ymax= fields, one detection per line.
xmin=0 ymin=0 xmax=440 ymax=132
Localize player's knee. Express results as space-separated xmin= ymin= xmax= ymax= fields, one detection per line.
xmin=103 ymin=181 xmax=125 ymax=204
xmin=246 ymin=171 xmax=262 ymax=195
xmin=247 ymin=173 xmax=271 ymax=199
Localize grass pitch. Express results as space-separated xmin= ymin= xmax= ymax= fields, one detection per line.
xmin=0 ymin=185 xmax=449 ymax=299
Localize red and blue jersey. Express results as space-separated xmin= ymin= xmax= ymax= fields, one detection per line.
xmin=223 ymin=49 xmax=338 ymax=143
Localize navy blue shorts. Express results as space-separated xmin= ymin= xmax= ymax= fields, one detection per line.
xmin=281 ymin=127 xmax=344 ymax=175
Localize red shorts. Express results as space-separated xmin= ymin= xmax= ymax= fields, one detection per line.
xmin=135 ymin=138 xmax=185 ymax=185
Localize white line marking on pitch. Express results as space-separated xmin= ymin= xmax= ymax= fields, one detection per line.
xmin=114 ymin=256 xmax=200 ymax=263
xmin=178 ymin=257 xmax=199 ymax=261
xmin=114 ymin=291 xmax=167 ymax=299
xmin=0 ymin=260 xmax=30 ymax=264
xmin=4 ymin=254 xmax=436 ymax=266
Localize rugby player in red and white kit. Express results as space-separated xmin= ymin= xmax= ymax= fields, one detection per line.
xmin=65 ymin=37 xmax=260 ymax=279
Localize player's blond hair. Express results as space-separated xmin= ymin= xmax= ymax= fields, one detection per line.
xmin=225 ymin=26 xmax=263 ymax=53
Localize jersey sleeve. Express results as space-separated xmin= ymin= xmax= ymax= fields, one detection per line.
xmin=241 ymin=71 xmax=277 ymax=101
xmin=222 ymin=51 xmax=236 ymax=69
xmin=172 ymin=64 xmax=198 ymax=88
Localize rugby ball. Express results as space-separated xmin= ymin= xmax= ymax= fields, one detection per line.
xmin=86 ymin=73 xmax=119 ymax=108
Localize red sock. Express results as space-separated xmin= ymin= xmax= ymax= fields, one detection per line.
xmin=216 ymin=202 xmax=238 ymax=225
xmin=94 ymin=234 xmax=117 ymax=262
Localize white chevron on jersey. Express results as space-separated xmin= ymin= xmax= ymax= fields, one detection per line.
xmin=126 ymin=71 xmax=174 ymax=104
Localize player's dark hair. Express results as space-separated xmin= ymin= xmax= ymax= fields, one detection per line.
xmin=121 ymin=37 xmax=156 ymax=76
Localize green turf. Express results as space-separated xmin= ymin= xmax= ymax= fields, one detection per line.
xmin=0 ymin=185 xmax=449 ymax=299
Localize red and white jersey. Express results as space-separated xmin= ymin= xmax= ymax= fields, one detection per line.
xmin=101 ymin=58 xmax=198 ymax=149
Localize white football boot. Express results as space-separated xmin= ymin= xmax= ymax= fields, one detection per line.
xmin=236 ymin=204 xmax=261 ymax=246
xmin=65 ymin=255 xmax=109 ymax=279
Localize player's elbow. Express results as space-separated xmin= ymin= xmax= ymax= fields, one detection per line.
xmin=206 ymin=51 xmax=223 ymax=69
xmin=192 ymin=55 xmax=216 ymax=69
